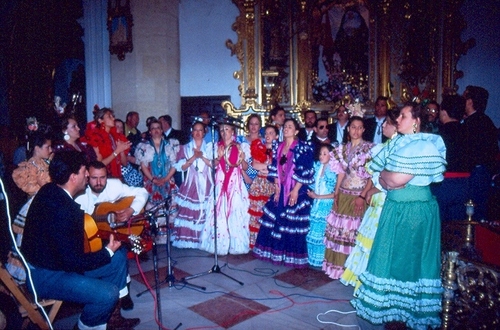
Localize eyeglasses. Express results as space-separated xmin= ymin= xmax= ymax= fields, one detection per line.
xmin=317 ymin=125 xmax=327 ymax=130
xmin=426 ymin=108 xmax=438 ymax=114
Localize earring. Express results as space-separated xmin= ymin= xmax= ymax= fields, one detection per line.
xmin=63 ymin=132 xmax=70 ymax=141
xmin=412 ymin=123 xmax=417 ymax=134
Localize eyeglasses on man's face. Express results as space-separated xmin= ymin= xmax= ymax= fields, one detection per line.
xmin=317 ymin=125 xmax=327 ymax=130
xmin=426 ymin=108 xmax=438 ymax=114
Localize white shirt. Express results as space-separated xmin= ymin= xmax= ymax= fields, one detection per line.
xmin=373 ymin=117 xmax=385 ymax=144
xmin=164 ymin=127 xmax=172 ymax=138
xmin=75 ymin=178 xmax=149 ymax=215
xmin=336 ymin=122 xmax=348 ymax=144
xmin=306 ymin=129 xmax=314 ymax=141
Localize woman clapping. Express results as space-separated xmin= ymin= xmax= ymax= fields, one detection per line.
xmin=200 ymin=117 xmax=250 ymax=255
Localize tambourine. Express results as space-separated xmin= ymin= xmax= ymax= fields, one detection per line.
xmin=224 ymin=142 xmax=244 ymax=167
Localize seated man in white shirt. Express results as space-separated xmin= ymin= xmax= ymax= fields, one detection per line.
xmin=75 ymin=160 xmax=149 ymax=311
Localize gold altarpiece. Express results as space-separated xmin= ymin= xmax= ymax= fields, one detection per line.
xmin=223 ymin=0 xmax=474 ymax=121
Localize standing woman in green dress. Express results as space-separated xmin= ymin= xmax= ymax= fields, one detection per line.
xmin=352 ymin=103 xmax=447 ymax=329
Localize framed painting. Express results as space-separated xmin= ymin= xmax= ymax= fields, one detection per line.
xmin=107 ymin=0 xmax=134 ymax=61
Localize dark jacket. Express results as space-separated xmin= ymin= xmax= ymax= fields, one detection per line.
xmin=462 ymin=112 xmax=498 ymax=173
xmin=327 ymin=122 xmax=349 ymax=145
xmin=439 ymin=121 xmax=467 ymax=172
xmin=165 ymin=128 xmax=189 ymax=145
xmin=297 ymin=127 xmax=315 ymax=142
xmin=22 ymin=183 xmax=111 ymax=274
xmin=363 ymin=117 xmax=388 ymax=143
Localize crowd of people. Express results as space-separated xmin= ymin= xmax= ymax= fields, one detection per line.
xmin=1 ymin=84 xmax=498 ymax=329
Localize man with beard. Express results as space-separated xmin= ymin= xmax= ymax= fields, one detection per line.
xmin=21 ymin=151 xmax=140 ymax=330
xmin=75 ymin=160 xmax=148 ymax=310
xmin=298 ymin=110 xmax=317 ymax=141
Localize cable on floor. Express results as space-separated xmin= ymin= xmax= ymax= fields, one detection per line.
xmin=316 ymin=309 xmax=361 ymax=329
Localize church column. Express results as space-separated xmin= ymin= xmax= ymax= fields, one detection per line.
xmin=82 ymin=0 xmax=112 ymax=120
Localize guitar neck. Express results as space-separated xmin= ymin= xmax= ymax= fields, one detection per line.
xmin=96 ymin=229 xmax=130 ymax=243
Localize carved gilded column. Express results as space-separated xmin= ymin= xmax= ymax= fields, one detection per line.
xmin=227 ymin=0 xmax=257 ymax=107
xmin=441 ymin=0 xmax=475 ymax=95
xmin=376 ymin=0 xmax=392 ymax=98
xmin=296 ymin=0 xmax=310 ymax=110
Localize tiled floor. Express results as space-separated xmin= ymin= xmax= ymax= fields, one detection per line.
xmin=53 ymin=245 xmax=384 ymax=330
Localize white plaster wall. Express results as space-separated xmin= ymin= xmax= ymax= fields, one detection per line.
xmin=179 ymin=0 xmax=240 ymax=106
xmin=111 ymin=0 xmax=181 ymax=132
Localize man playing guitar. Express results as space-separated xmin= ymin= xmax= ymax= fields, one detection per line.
xmin=21 ymin=151 xmax=140 ymax=330
xmin=75 ymin=160 xmax=149 ymax=311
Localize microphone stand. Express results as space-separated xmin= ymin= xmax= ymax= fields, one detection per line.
xmin=138 ymin=198 xmax=205 ymax=299
xmin=181 ymin=118 xmax=244 ymax=286
xmin=140 ymin=207 xmax=163 ymax=330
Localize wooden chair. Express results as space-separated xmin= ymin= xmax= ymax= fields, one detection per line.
xmin=0 ymin=261 xmax=62 ymax=329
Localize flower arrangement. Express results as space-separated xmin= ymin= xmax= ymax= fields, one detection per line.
xmin=312 ymin=71 xmax=369 ymax=105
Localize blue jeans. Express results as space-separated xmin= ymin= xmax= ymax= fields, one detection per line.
xmin=27 ymin=248 xmax=128 ymax=327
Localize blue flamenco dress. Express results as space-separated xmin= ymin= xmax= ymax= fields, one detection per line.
xmin=252 ymin=140 xmax=314 ymax=268
xmin=305 ymin=161 xmax=337 ymax=267
xmin=351 ymin=133 xmax=447 ymax=330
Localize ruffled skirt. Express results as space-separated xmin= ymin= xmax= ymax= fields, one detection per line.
xmin=351 ymin=185 xmax=442 ymax=329
xmin=252 ymin=187 xmax=311 ymax=268
xmin=323 ymin=188 xmax=366 ymax=279
xmin=305 ymin=198 xmax=334 ymax=267
xmin=340 ymin=192 xmax=386 ymax=290
xmin=248 ymin=175 xmax=274 ymax=249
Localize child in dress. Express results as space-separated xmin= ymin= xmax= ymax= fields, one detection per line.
xmin=305 ymin=144 xmax=337 ymax=267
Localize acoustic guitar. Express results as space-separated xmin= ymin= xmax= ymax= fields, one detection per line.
xmin=83 ymin=213 xmax=145 ymax=254
xmin=92 ymin=196 xmax=145 ymax=237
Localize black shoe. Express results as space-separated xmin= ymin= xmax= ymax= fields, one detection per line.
xmin=120 ymin=293 xmax=134 ymax=311
xmin=109 ymin=301 xmax=140 ymax=329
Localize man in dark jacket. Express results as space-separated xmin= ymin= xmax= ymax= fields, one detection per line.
xmin=21 ymin=151 xmax=139 ymax=330
xmin=363 ymin=96 xmax=388 ymax=143
xmin=461 ymin=86 xmax=499 ymax=220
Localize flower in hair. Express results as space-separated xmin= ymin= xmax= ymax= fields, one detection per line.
xmin=346 ymin=101 xmax=365 ymax=118
xmin=26 ymin=117 xmax=38 ymax=131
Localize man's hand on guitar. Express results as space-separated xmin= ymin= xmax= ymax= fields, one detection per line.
xmin=107 ymin=234 xmax=122 ymax=252
xmin=115 ymin=207 xmax=134 ymax=223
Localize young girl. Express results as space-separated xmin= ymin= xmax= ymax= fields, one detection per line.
xmin=8 ymin=130 xmax=53 ymax=283
xmin=247 ymin=125 xmax=278 ymax=249
xmin=340 ymin=109 xmax=399 ymax=291
xmin=305 ymin=144 xmax=337 ymax=267
xmin=323 ymin=116 xmax=374 ymax=279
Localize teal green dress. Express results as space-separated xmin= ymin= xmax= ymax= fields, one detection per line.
xmin=351 ymin=133 xmax=447 ymax=330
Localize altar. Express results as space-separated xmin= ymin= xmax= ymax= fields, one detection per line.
xmin=221 ymin=0 xmax=474 ymax=120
